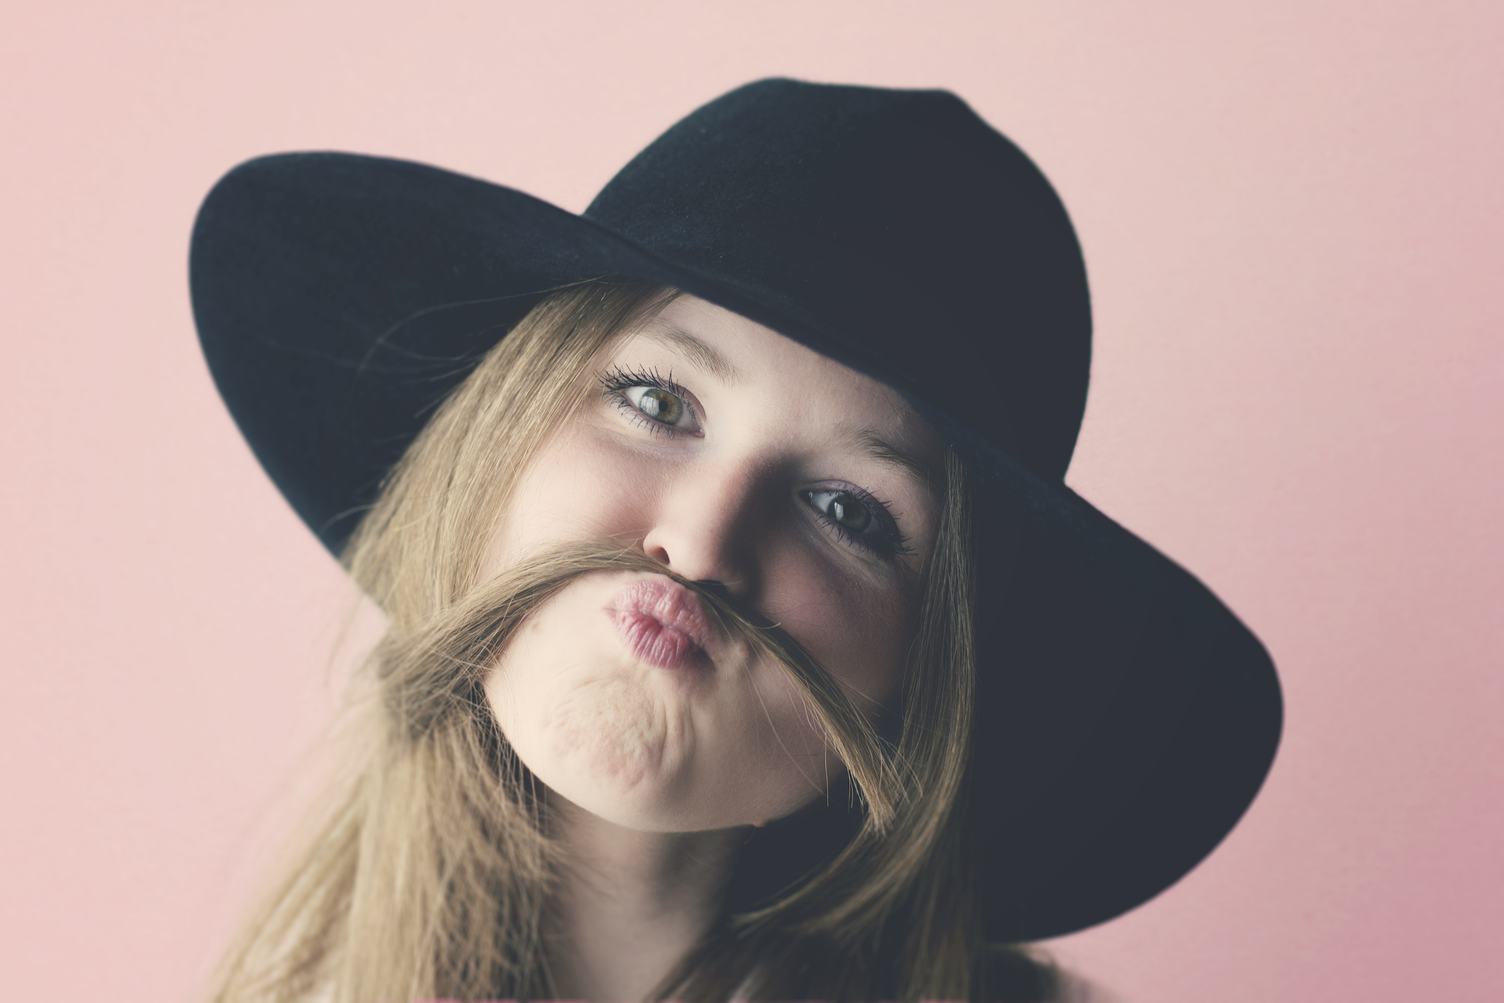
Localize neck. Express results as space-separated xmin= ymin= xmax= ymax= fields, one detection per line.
xmin=542 ymin=795 xmax=752 ymax=1002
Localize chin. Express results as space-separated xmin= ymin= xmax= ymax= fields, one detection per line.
xmin=575 ymin=769 xmax=831 ymax=836
xmin=534 ymin=743 xmax=783 ymax=834
xmin=542 ymin=775 xmax=740 ymax=833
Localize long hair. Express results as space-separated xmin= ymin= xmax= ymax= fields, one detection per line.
xmin=202 ymin=277 xmax=1065 ymax=1002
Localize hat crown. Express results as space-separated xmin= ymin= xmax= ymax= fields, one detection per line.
xmin=585 ymin=77 xmax=1093 ymax=481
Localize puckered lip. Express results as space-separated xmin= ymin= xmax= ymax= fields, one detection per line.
xmin=604 ymin=574 xmax=720 ymax=661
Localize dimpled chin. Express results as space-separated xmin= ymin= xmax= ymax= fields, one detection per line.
xmin=546 ymin=672 xmax=675 ymax=793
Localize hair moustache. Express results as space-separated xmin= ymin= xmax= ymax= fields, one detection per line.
xmin=370 ymin=537 xmax=908 ymax=826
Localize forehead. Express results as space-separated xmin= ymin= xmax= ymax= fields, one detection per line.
xmin=644 ymin=296 xmax=914 ymax=410
xmin=621 ymin=294 xmax=945 ymax=491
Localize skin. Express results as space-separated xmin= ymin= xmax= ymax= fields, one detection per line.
xmin=479 ymin=293 xmax=944 ymax=1001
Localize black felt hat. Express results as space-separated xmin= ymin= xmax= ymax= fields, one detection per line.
xmin=187 ymin=76 xmax=1283 ymax=942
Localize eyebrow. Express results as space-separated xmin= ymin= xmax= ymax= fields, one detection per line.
xmin=636 ymin=322 xmax=942 ymax=494
xmin=846 ymin=426 xmax=943 ymax=495
xmin=640 ymin=322 xmax=745 ymax=385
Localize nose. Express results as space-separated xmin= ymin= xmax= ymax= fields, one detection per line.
xmin=639 ymin=456 xmax=766 ymax=602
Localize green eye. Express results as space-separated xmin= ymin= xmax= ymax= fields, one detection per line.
xmin=816 ymin=490 xmax=872 ymax=533
xmin=804 ymin=488 xmax=908 ymax=559
xmin=597 ymin=364 xmax=697 ymax=437
xmin=633 ymin=386 xmax=685 ymax=424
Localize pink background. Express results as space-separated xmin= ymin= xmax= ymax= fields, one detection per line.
xmin=4 ymin=2 xmax=1500 ymax=1000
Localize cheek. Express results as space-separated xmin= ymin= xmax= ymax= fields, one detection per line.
xmin=728 ymin=556 xmax=916 ymax=822
xmin=480 ymin=424 xmax=644 ymax=579
xmin=480 ymin=579 xmax=693 ymax=801
xmin=771 ymin=563 xmax=915 ymax=716
xmin=543 ymin=670 xmax=671 ymax=792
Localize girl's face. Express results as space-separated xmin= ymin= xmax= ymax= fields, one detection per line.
xmin=480 ymin=294 xmax=944 ymax=832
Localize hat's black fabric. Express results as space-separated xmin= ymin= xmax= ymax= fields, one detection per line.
xmin=187 ymin=76 xmax=1282 ymax=942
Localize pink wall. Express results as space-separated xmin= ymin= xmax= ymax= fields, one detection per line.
xmin=4 ymin=2 xmax=1500 ymax=1000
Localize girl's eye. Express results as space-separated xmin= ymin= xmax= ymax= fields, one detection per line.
xmin=597 ymin=363 xmax=699 ymax=436
xmin=594 ymin=363 xmax=916 ymax=563
xmin=803 ymin=487 xmax=917 ymax=561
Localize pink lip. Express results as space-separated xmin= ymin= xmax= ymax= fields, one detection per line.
xmin=606 ymin=577 xmax=718 ymax=671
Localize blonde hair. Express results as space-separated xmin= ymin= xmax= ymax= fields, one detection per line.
xmin=202 ymin=277 xmax=1064 ymax=1002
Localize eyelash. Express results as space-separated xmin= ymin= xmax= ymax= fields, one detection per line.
xmin=595 ymin=363 xmax=916 ymax=562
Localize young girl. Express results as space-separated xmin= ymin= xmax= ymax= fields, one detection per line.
xmin=190 ymin=78 xmax=1282 ymax=1003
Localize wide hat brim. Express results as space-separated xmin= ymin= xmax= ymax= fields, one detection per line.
xmin=188 ymin=150 xmax=1282 ymax=943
